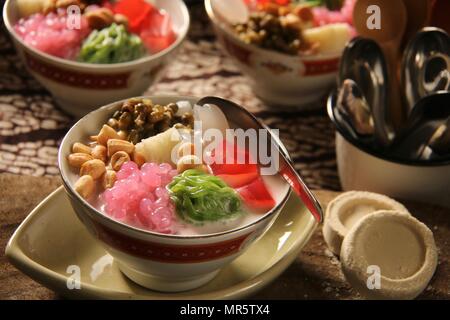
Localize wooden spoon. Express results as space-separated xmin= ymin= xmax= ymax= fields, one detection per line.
xmin=401 ymin=0 xmax=432 ymax=49
xmin=429 ymin=0 xmax=450 ymax=34
xmin=353 ymin=0 xmax=408 ymax=131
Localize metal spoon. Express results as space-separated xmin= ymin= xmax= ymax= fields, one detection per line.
xmin=401 ymin=27 xmax=450 ymax=116
xmin=427 ymin=116 xmax=450 ymax=156
xmin=339 ymin=37 xmax=393 ymax=146
xmin=196 ymin=96 xmax=323 ymax=223
xmin=393 ymin=121 xmax=442 ymax=160
xmin=423 ymin=62 xmax=450 ymax=94
xmin=336 ymin=79 xmax=375 ymax=137
xmin=353 ymin=0 xmax=407 ymax=130
xmin=389 ymin=92 xmax=450 ymax=159
xmin=406 ymin=117 xmax=450 ymax=160
xmin=403 ymin=91 xmax=450 ymax=133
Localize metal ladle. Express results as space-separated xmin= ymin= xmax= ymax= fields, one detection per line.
xmin=412 ymin=116 xmax=450 ymax=160
xmin=389 ymin=91 xmax=450 ymax=159
xmin=426 ymin=116 xmax=450 ymax=156
xmin=353 ymin=0 xmax=407 ymax=129
xmin=339 ymin=37 xmax=393 ymax=146
xmin=196 ymin=96 xmax=323 ymax=223
xmin=401 ymin=27 xmax=450 ymax=115
xmin=336 ymin=79 xmax=375 ymax=138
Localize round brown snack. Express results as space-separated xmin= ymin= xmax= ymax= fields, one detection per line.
xmin=340 ymin=211 xmax=438 ymax=300
xmin=323 ymin=191 xmax=410 ymax=255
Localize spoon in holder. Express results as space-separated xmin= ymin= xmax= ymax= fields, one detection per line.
xmin=353 ymin=0 xmax=408 ymax=130
xmin=339 ymin=37 xmax=393 ymax=146
xmin=401 ymin=27 xmax=450 ymax=115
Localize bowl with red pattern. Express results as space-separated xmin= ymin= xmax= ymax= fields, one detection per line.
xmin=3 ymin=0 xmax=190 ymax=117
xmin=58 ymin=95 xmax=312 ymax=292
xmin=205 ymin=0 xmax=356 ymax=109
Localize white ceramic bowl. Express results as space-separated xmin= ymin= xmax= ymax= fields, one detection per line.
xmin=58 ymin=95 xmax=293 ymax=292
xmin=3 ymin=0 xmax=190 ymax=117
xmin=205 ymin=0 xmax=343 ymax=109
xmin=328 ymin=94 xmax=450 ymax=208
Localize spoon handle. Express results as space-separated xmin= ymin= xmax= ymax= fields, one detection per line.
xmin=265 ymin=127 xmax=324 ymax=223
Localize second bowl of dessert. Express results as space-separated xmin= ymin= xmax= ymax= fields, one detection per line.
xmin=3 ymin=0 xmax=190 ymax=117
xmin=205 ymin=0 xmax=355 ymax=109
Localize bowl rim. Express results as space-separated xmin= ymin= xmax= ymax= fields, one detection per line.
xmin=327 ymin=91 xmax=450 ymax=167
xmin=204 ymin=0 xmax=345 ymax=62
xmin=3 ymin=0 xmax=190 ymax=70
xmin=58 ymin=95 xmax=292 ymax=240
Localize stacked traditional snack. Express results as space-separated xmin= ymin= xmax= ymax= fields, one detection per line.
xmin=323 ymin=191 xmax=438 ymax=300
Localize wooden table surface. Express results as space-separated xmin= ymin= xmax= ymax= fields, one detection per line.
xmin=0 ymin=173 xmax=449 ymax=300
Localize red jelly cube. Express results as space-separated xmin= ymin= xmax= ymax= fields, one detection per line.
xmin=275 ymin=0 xmax=290 ymax=5
xmin=237 ymin=177 xmax=275 ymax=212
xmin=113 ymin=0 xmax=154 ymax=33
xmin=244 ymin=0 xmax=289 ymax=6
xmin=209 ymin=139 xmax=259 ymax=176
xmin=139 ymin=9 xmax=176 ymax=53
xmin=217 ymin=171 xmax=259 ymax=188
xmin=140 ymin=32 xmax=176 ymax=53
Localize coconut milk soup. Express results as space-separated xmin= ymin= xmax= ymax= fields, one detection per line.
xmin=66 ymin=98 xmax=289 ymax=236
xmin=175 ymin=174 xmax=289 ymax=236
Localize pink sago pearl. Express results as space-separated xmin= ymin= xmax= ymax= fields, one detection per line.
xmin=116 ymin=161 xmax=139 ymax=180
xmin=141 ymin=170 xmax=161 ymax=190
xmin=312 ymin=0 xmax=356 ymax=27
xmin=152 ymin=207 xmax=173 ymax=232
xmin=159 ymin=163 xmax=172 ymax=175
xmin=100 ymin=161 xmax=177 ymax=234
xmin=155 ymin=187 xmax=169 ymax=201
xmin=14 ymin=11 xmax=90 ymax=59
xmin=138 ymin=198 xmax=155 ymax=227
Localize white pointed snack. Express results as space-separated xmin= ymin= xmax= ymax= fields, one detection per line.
xmin=135 ymin=127 xmax=181 ymax=166
xmin=193 ymin=103 xmax=230 ymax=138
xmin=175 ymin=100 xmax=193 ymax=116
xmin=210 ymin=0 xmax=249 ymax=25
xmin=323 ymin=191 xmax=410 ymax=255
xmin=340 ymin=210 xmax=438 ymax=300
xmin=303 ymin=23 xmax=352 ymax=54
